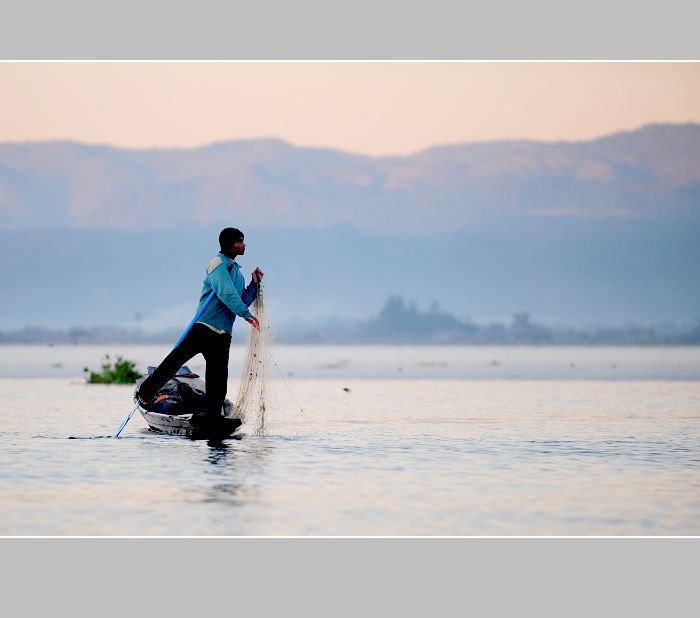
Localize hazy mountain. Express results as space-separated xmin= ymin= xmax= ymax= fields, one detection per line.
xmin=1 ymin=123 xmax=699 ymax=233
xmin=0 ymin=124 xmax=698 ymax=331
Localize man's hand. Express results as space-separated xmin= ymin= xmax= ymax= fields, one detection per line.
xmin=252 ymin=267 xmax=264 ymax=284
xmin=247 ymin=316 xmax=260 ymax=331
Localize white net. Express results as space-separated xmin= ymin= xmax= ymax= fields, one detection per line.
xmin=228 ymin=282 xmax=312 ymax=440
xmin=230 ymin=283 xmax=269 ymax=435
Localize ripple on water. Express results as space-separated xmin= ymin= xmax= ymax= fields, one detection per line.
xmin=0 ymin=377 xmax=699 ymax=535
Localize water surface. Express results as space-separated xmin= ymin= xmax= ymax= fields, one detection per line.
xmin=1 ymin=362 xmax=698 ymax=534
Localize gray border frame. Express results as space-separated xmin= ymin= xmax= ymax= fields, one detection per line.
xmin=1 ymin=0 xmax=697 ymax=614
xmin=1 ymin=0 xmax=699 ymax=59
xmin=1 ymin=538 xmax=697 ymax=615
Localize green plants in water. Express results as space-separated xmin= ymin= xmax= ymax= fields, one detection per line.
xmin=84 ymin=354 xmax=141 ymax=384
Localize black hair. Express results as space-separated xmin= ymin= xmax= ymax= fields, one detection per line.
xmin=219 ymin=227 xmax=244 ymax=252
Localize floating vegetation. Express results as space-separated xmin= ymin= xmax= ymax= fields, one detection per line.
xmin=84 ymin=354 xmax=141 ymax=384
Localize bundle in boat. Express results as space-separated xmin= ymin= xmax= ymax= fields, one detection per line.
xmin=134 ymin=365 xmax=241 ymax=439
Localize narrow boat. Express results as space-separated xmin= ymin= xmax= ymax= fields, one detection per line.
xmin=135 ymin=366 xmax=242 ymax=439
xmin=138 ymin=407 xmax=242 ymax=439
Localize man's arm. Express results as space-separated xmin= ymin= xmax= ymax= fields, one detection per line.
xmin=241 ymin=280 xmax=257 ymax=307
xmin=208 ymin=263 xmax=253 ymax=320
xmin=242 ymin=266 xmax=264 ymax=306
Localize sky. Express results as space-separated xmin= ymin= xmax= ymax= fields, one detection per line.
xmin=1 ymin=62 xmax=699 ymax=156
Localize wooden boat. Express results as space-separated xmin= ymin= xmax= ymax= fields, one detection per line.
xmin=135 ymin=367 xmax=242 ymax=439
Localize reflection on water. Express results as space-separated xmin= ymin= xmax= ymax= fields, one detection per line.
xmin=206 ymin=442 xmax=231 ymax=466
xmin=200 ymin=438 xmax=270 ymax=508
xmin=0 ymin=377 xmax=699 ymax=535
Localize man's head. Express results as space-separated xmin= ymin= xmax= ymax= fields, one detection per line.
xmin=219 ymin=227 xmax=245 ymax=257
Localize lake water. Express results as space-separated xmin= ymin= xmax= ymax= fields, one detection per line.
xmin=1 ymin=344 xmax=699 ymax=535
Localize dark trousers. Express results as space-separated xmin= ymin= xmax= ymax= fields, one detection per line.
xmin=138 ymin=323 xmax=232 ymax=417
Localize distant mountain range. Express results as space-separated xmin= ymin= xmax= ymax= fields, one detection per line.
xmin=0 ymin=123 xmax=698 ymax=331
xmin=1 ymin=123 xmax=699 ymax=233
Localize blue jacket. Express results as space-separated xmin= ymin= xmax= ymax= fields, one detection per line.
xmin=196 ymin=252 xmax=257 ymax=335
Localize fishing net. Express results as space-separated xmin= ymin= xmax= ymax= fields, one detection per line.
xmin=228 ymin=282 xmax=316 ymax=440
xmin=230 ymin=282 xmax=269 ymax=435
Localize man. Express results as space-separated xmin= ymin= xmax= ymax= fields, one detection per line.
xmin=136 ymin=227 xmax=264 ymax=431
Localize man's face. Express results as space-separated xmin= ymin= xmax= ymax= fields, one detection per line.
xmin=231 ymin=238 xmax=246 ymax=255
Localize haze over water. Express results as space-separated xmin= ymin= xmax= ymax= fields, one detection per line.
xmin=1 ymin=344 xmax=698 ymax=535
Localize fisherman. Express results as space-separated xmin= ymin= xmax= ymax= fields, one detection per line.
xmin=136 ymin=227 xmax=263 ymax=431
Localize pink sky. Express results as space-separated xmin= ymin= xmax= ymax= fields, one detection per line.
xmin=2 ymin=62 xmax=699 ymax=156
